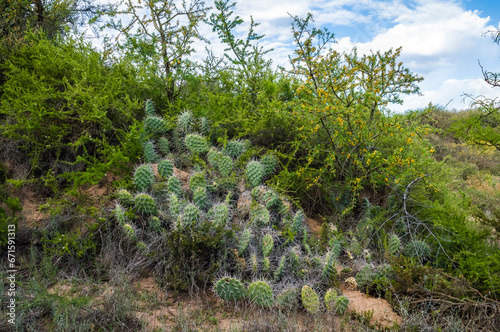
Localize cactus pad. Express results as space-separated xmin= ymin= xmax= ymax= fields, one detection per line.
xmin=262 ymin=234 xmax=274 ymax=257
xmin=389 ymin=234 xmax=401 ymax=255
xmin=248 ymin=281 xmax=274 ymax=308
xmin=214 ymin=277 xmax=247 ymax=301
xmin=177 ymin=110 xmax=193 ymax=133
xmin=189 ymin=172 xmax=207 ymax=193
xmin=250 ymin=204 xmax=270 ymax=226
xmin=158 ymin=137 xmax=170 ymax=154
xmin=193 ymin=186 xmax=208 ymax=210
xmin=212 ymin=203 xmax=229 ymax=228
xmin=301 ymin=285 xmax=320 ymax=314
xmin=184 ymin=134 xmax=209 ymax=154
xmin=133 ymin=165 xmax=155 ymax=192
xmin=246 ymin=160 xmax=264 ymax=187
xmin=143 ymin=116 xmax=165 ymax=136
xmin=261 ymin=154 xmax=278 ymax=177
xmin=182 ymin=203 xmax=199 ymax=227
xmin=223 ymin=140 xmax=246 ymax=159
xmin=335 ymin=295 xmax=349 ymax=315
xmin=324 ymin=288 xmax=338 ymax=311
xmin=218 ymin=155 xmax=233 ymax=177
xmin=158 ymin=159 xmax=174 ymax=179
xmin=238 ymin=229 xmax=252 ymax=255
xmin=135 ymin=193 xmax=158 ymax=215
xmin=167 ymin=176 xmax=182 ymax=197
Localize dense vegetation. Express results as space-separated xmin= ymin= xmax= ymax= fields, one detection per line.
xmin=0 ymin=0 xmax=499 ymax=331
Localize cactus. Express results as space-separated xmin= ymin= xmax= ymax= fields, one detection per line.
xmin=250 ymin=204 xmax=270 ymax=226
xmin=200 ymin=117 xmax=210 ymax=135
xmin=329 ymin=238 xmax=342 ymax=259
xmin=248 ymin=280 xmax=274 ymax=308
xmin=303 ymin=227 xmax=312 ymax=256
xmin=116 ymin=189 xmax=135 ymax=206
xmin=324 ymin=288 xmax=338 ymax=311
xmin=169 ymin=193 xmax=179 ymax=217
xmin=301 ymin=285 xmax=320 ymax=314
xmin=114 ymin=203 xmax=127 ymax=225
xmin=184 ymin=134 xmax=209 ymax=154
xmin=322 ymin=251 xmax=338 ymax=284
xmin=335 ymin=296 xmax=349 ymax=315
xmin=177 ymin=110 xmax=193 ymax=133
xmin=143 ymin=116 xmax=165 ymax=136
xmin=276 ymin=287 xmax=299 ymax=311
xmin=263 ymin=191 xmax=280 ymax=210
xmin=182 ymin=203 xmax=199 ymax=227
xmin=193 ymin=186 xmax=208 ymax=210
xmin=404 ymin=240 xmax=430 ymax=259
xmin=273 ymin=255 xmax=286 ymax=280
xmin=251 ymin=186 xmax=267 ymax=202
xmin=262 ymin=234 xmax=274 ymax=257
xmin=212 ymin=203 xmax=229 ymax=228
xmin=246 ymin=160 xmax=264 ymax=187
xmin=262 ymin=257 xmax=270 ymax=273
xmin=214 ymin=277 xmax=247 ymax=301
xmin=261 ymin=154 xmax=278 ymax=177
xmin=207 ymin=147 xmax=222 ymax=168
xmin=189 ymin=172 xmax=207 ymax=193
xmin=167 ymin=176 xmax=182 ymax=197
xmin=144 ymin=99 xmax=155 ymax=116
xmin=250 ymin=254 xmax=259 ymax=274
xmin=135 ymin=193 xmax=158 ymax=215
xmin=149 ymin=216 xmax=163 ymax=234
xmin=122 ymin=223 xmax=137 ymax=241
xmin=356 ymin=265 xmax=375 ymax=288
xmin=218 ymin=155 xmax=233 ymax=177
xmin=143 ymin=140 xmax=161 ymax=163
xmin=292 ymin=210 xmax=305 ymax=234
xmin=158 ymin=159 xmax=174 ymax=179
xmin=238 ymin=229 xmax=252 ymax=255
xmin=289 ymin=248 xmax=301 ymax=272
xmin=133 ymin=164 xmax=155 ymax=192
xmin=158 ymin=137 xmax=170 ymax=154
xmin=136 ymin=241 xmax=148 ymax=253
xmin=223 ymin=139 xmax=246 ymax=159
xmin=389 ymin=234 xmax=401 ymax=255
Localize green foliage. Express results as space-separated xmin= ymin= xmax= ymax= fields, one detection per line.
xmin=133 ymin=164 xmax=155 ymax=192
xmin=247 ymin=280 xmax=274 ymax=307
xmin=214 ymin=277 xmax=247 ymax=301
xmin=301 ymin=285 xmax=320 ymax=314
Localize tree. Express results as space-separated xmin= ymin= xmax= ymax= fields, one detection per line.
xmin=101 ymin=0 xmax=209 ymax=104
xmin=287 ymin=14 xmax=433 ymax=211
xmin=450 ymin=28 xmax=500 ymax=151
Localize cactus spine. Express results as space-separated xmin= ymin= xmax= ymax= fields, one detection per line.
xmin=167 ymin=176 xmax=182 ymax=197
xmin=184 ymin=134 xmax=209 ymax=154
xmin=218 ymin=155 xmax=233 ymax=177
xmin=214 ymin=277 xmax=247 ymax=301
xmin=182 ymin=203 xmax=199 ymax=227
xmin=133 ymin=164 xmax=155 ymax=192
xmin=134 ymin=193 xmax=158 ymax=215
xmin=238 ymin=229 xmax=252 ymax=255
xmin=301 ymin=285 xmax=320 ymax=314
xmin=261 ymin=154 xmax=278 ymax=177
xmin=116 ymin=189 xmax=134 ymax=206
xmin=158 ymin=159 xmax=174 ymax=179
xmin=193 ymin=186 xmax=208 ymax=210
xmin=247 ymin=281 xmax=274 ymax=307
xmin=177 ymin=110 xmax=193 ymax=133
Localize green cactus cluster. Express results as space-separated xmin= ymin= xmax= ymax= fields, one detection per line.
xmin=167 ymin=176 xmax=182 ymax=197
xmin=223 ymin=139 xmax=246 ymax=159
xmin=158 ymin=159 xmax=174 ymax=179
xmin=177 ymin=110 xmax=193 ymax=133
xmin=189 ymin=172 xmax=206 ymax=193
xmin=218 ymin=155 xmax=233 ymax=177
xmin=248 ymin=280 xmax=274 ymax=307
xmin=185 ymin=134 xmax=209 ymax=154
xmin=246 ymin=160 xmax=264 ymax=187
xmin=214 ymin=277 xmax=247 ymax=301
xmin=301 ymin=285 xmax=320 ymax=314
xmin=261 ymin=154 xmax=278 ymax=177
xmin=193 ymin=186 xmax=208 ymax=210
xmin=135 ymin=193 xmax=157 ymax=215
xmin=158 ymin=137 xmax=170 ymax=154
xmin=389 ymin=234 xmax=401 ymax=255
xmin=116 ymin=189 xmax=134 ymax=206
xmin=262 ymin=234 xmax=274 ymax=257
xmin=134 ymin=164 xmax=155 ymax=192
xmin=182 ymin=203 xmax=199 ymax=227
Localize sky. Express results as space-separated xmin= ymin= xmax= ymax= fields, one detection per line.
xmin=94 ymin=0 xmax=500 ymax=112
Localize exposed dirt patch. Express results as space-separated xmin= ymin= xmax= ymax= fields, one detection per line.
xmin=341 ymin=286 xmax=402 ymax=329
xmin=15 ymin=187 xmax=49 ymax=228
xmin=306 ymin=217 xmax=323 ymax=238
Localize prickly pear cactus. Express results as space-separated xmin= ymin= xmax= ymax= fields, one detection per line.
xmin=250 ymin=254 xmax=259 ymax=274
xmin=158 ymin=159 xmax=174 ymax=179
xmin=143 ymin=140 xmax=160 ymax=163
xmin=193 ymin=186 xmax=208 ymax=210
xmin=144 ymin=99 xmax=155 ymax=116
xmin=158 ymin=137 xmax=170 ymax=155
xmin=389 ymin=234 xmax=401 ymax=255
xmin=335 ymin=295 xmax=349 ymax=315
xmin=214 ymin=277 xmax=247 ymax=301
xmin=135 ymin=193 xmax=158 ymax=215
xmin=133 ymin=164 xmax=155 ymax=192
xmin=167 ymin=176 xmax=182 ymax=197
xmin=149 ymin=216 xmax=163 ymax=234
xmin=143 ymin=116 xmax=165 ymax=136
xmin=248 ymin=280 xmax=274 ymax=308
xmin=262 ymin=257 xmax=270 ymax=273
xmin=223 ymin=139 xmax=246 ymax=159
xmin=246 ymin=160 xmax=264 ymax=187
xmin=122 ymin=223 xmax=137 ymax=241
xmin=218 ymin=155 xmax=233 ymax=177
xmin=273 ymin=255 xmax=286 ymax=280
xmin=289 ymin=248 xmax=301 ymax=272
xmin=184 ymin=134 xmax=209 ymax=154
xmin=200 ymin=117 xmax=210 ymax=135
xmin=301 ymin=285 xmax=320 ymax=314
xmin=207 ymin=147 xmax=222 ymax=168
xmin=324 ymin=288 xmax=338 ymax=311
xmin=250 ymin=204 xmax=270 ymax=226
xmin=116 ymin=189 xmax=135 ymax=206
xmin=251 ymin=185 xmax=267 ymax=202
xmin=211 ymin=203 xmax=229 ymax=228
xmin=262 ymin=234 xmax=274 ymax=257
xmin=189 ymin=172 xmax=207 ymax=193
xmin=177 ymin=110 xmax=193 ymax=133
xmin=169 ymin=193 xmax=179 ymax=217
xmin=292 ymin=210 xmax=305 ymax=234
xmin=356 ymin=265 xmax=375 ymax=288
xmin=261 ymin=154 xmax=278 ymax=177
xmin=114 ymin=203 xmax=127 ymax=225
xmin=329 ymin=238 xmax=342 ymax=259
xmin=238 ymin=229 xmax=252 ymax=255
xmin=322 ymin=251 xmax=338 ymax=284
xmin=263 ymin=191 xmax=280 ymax=210
xmin=404 ymin=240 xmax=430 ymax=259
xmin=182 ymin=203 xmax=199 ymax=227
xmin=276 ymin=287 xmax=299 ymax=311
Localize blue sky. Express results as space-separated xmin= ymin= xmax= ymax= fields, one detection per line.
xmin=95 ymin=0 xmax=500 ymax=112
